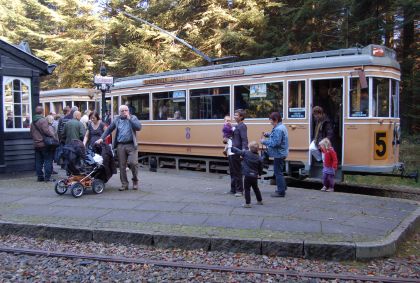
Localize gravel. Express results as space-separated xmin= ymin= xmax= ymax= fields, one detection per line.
xmin=0 ymin=232 xmax=419 ymax=282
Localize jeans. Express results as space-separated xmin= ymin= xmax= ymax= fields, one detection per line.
xmin=35 ymin=147 xmax=53 ymax=180
xmin=244 ymin=176 xmax=262 ymax=204
xmin=273 ymin=157 xmax=287 ymax=194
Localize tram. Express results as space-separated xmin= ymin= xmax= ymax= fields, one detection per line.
xmin=40 ymin=88 xmax=99 ymax=116
xmin=107 ymin=44 xmax=401 ymax=179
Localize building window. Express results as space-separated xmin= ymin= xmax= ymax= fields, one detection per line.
xmin=122 ymin=93 xmax=150 ymax=120
xmin=349 ymin=77 xmax=369 ymax=117
xmin=288 ymin=80 xmax=306 ymax=118
xmin=3 ymin=77 xmax=31 ymax=131
xmin=153 ymin=90 xmax=186 ymax=120
xmin=190 ymin=87 xmax=229 ymax=119
xmin=234 ymin=82 xmax=283 ymax=118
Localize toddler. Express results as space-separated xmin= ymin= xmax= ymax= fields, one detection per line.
xmin=231 ymin=141 xmax=263 ymax=207
xmin=222 ymin=115 xmax=234 ymax=156
xmin=319 ymin=138 xmax=338 ymax=192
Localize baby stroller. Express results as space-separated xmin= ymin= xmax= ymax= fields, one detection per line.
xmin=55 ymin=140 xmax=115 ymax=198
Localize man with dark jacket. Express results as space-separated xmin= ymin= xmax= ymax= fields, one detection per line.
xmin=57 ymin=106 xmax=76 ymax=143
xmin=311 ymin=106 xmax=334 ymax=162
xmin=30 ymin=105 xmax=56 ymax=182
xmin=63 ymin=111 xmax=85 ymax=145
xmin=96 ymin=105 xmax=142 ymax=191
xmin=227 ymin=109 xmax=249 ymax=197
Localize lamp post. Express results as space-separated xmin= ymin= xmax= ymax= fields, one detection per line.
xmin=94 ymin=65 xmax=113 ymax=119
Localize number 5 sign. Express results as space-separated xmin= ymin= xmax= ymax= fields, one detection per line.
xmin=374 ymin=131 xmax=388 ymax=160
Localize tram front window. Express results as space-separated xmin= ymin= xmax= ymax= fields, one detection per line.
xmin=190 ymin=87 xmax=229 ymax=119
xmin=152 ymin=91 xmax=186 ymax=120
xmin=234 ymin=82 xmax=283 ymax=118
xmin=349 ymin=78 xmax=369 ymax=117
xmin=121 ymin=93 xmax=150 ymax=120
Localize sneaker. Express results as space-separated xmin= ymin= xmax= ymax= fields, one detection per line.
xmin=321 ymin=186 xmax=327 ymax=191
xmin=235 ymin=192 xmax=243 ymax=197
xmin=326 ymin=188 xmax=334 ymax=192
xmin=242 ymin=203 xmax=252 ymax=208
xmin=271 ymin=192 xmax=285 ymax=197
xmin=257 ymin=201 xmax=263 ymax=205
xmin=119 ymin=186 xmax=128 ymax=191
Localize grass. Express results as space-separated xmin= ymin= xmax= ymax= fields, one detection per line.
xmin=344 ymin=133 xmax=420 ymax=188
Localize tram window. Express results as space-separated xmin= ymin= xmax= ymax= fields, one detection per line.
xmin=112 ymin=96 xmax=118 ymax=118
xmin=74 ymin=101 xmax=87 ymax=113
xmin=391 ymin=80 xmax=399 ymax=118
xmin=190 ymin=87 xmax=229 ymax=119
xmin=234 ymin=82 xmax=283 ymax=118
xmin=3 ymin=77 xmax=31 ymax=130
xmin=53 ymin=102 xmax=63 ymax=114
xmin=65 ymin=101 xmax=72 ymax=107
xmin=88 ymin=102 xmax=95 ymax=111
xmin=153 ymin=91 xmax=186 ymax=120
xmin=121 ymin=93 xmax=150 ymax=120
xmin=349 ymin=78 xmax=369 ymax=117
xmin=372 ymin=78 xmax=390 ymax=117
xmin=288 ymin=81 xmax=306 ymax=118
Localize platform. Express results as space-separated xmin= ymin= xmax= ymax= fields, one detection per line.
xmin=0 ymin=168 xmax=418 ymax=260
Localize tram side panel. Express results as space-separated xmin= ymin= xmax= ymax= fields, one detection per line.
xmin=343 ymin=120 xmax=399 ymax=173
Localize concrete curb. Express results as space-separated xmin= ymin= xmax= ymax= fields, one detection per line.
xmin=1 ymin=207 xmax=419 ymax=260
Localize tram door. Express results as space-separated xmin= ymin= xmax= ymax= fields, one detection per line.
xmin=311 ymin=79 xmax=343 ymax=162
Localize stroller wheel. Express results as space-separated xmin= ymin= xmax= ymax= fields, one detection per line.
xmin=92 ymin=179 xmax=105 ymax=194
xmin=54 ymin=180 xmax=67 ymax=195
xmin=70 ymin=182 xmax=84 ymax=198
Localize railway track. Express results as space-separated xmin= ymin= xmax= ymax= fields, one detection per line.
xmin=0 ymin=246 xmax=418 ymax=283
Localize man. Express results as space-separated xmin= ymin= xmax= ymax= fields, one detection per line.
xmin=63 ymin=111 xmax=85 ymax=145
xmin=311 ymin=106 xmax=334 ymax=162
xmin=30 ymin=105 xmax=56 ymax=182
xmin=57 ymin=106 xmax=76 ymax=143
xmin=227 ymin=109 xmax=248 ymax=197
xmin=96 ymin=105 xmax=142 ymax=191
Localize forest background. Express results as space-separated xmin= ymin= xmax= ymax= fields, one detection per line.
xmin=0 ymin=0 xmax=418 ymax=134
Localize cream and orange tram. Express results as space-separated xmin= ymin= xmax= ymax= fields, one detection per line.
xmin=108 ymin=44 xmax=403 ymax=179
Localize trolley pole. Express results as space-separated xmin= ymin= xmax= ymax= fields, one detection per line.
xmin=94 ymin=66 xmax=113 ymax=119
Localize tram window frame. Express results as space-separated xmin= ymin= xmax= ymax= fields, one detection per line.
xmin=152 ymin=90 xmax=186 ymax=120
xmin=372 ymin=77 xmax=390 ymax=118
xmin=189 ymin=86 xmax=230 ymax=120
xmin=287 ymin=80 xmax=306 ymax=119
xmin=391 ymin=79 xmax=399 ymax=118
xmin=121 ymin=93 xmax=150 ymax=120
xmin=3 ymin=77 xmax=31 ymax=131
xmin=349 ymin=77 xmax=370 ymax=118
xmin=233 ymin=82 xmax=284 ymax=119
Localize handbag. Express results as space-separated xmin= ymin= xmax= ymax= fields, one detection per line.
xmin=33 ymin=119 xmax=59 ymax=148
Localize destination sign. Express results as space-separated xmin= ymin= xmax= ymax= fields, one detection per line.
xmin=144 ymin=69 xmax=245 ymax=85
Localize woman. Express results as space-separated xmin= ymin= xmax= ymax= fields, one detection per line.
xmin=83 ymin=111 xmax=107 ymax=149
xmin=261 ymin=112 xmax=289 ymax=197
xmin=46 ymin=115 xmax=59 ymax=175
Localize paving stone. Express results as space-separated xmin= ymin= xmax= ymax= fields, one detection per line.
xmin=304 ymin=240 xmax=356 ymax=260
xmin=93 ymin=230 xmax=153 ymax=246
xmin=261 ymin=239 xmax=303 ymax=257
xmin=0 ymin=195 xmax=25 ymax=203
xmin=98 ymin=210 xmax=157 ymax=222
xmin=153 ymin=234 xmax=211 ymax=250
xmin=211 ymin=238 xmax=261 ymax=254
xmin=204 ymin=215 xmax=263 ymax=229
xmin=182 ymin=203 xmax=234 ymax=215
xmin=261 ymin=218 xmax=322 ymax=233
xmin=149 ymin=213 xmax=209 ymax=226
xmin=53 ymin=207 xmax=110 ymax=219
xmin=133 ymin=201 xmax=188 ymax=212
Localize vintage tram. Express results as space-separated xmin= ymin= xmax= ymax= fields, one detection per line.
xmin=39 ymin=88 xmax=99 ymax=116
xmin=106 ymin=44 xmax=401 ymax=179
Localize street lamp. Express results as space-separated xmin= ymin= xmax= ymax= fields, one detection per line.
xmin=94 ymin=65 xmax=113 ymax=119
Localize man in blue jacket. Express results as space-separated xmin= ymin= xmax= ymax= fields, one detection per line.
xmin=97 ymin=105 xmax=142 ymax=191
xmin=261 ymin=112 xmax=289 ymax=197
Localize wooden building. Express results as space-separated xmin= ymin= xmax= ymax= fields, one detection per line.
xmin=0 ymin=39 xmax=55 ymax=173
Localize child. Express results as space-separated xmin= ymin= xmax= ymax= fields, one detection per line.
xmin=319 ymin=138 xmax=338 ymax=192
xmin=222 ymin=115 xmax=234 ymax=156
xmin=231 ymin=141 xmax=263 ymax=207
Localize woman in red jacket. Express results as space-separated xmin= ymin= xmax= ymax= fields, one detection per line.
xmin=319 ymin=138 xmax=338 ymax=192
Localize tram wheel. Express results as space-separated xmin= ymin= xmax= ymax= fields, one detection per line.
xmin=70 ymin=182 xmax=84 ymax=198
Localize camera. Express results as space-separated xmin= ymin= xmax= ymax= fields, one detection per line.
xmin=263 ymin=132 xmax=270 ymax=138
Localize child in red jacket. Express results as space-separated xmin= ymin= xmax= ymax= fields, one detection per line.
xmin=319 ymin=138 xmax=338 ymax=192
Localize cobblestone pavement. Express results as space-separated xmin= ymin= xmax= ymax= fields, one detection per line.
xmin=0 ymin=167 xmax=419 ymax=260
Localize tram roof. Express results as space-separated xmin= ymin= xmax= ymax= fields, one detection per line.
xmin=40 ymin=88 xmax=95 ymax=98
xmin=113 ymin=44 xmax=399 ymax=89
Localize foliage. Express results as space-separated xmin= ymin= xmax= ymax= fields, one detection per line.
xmin=0 ymin=0 xmax=418 ymax=131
